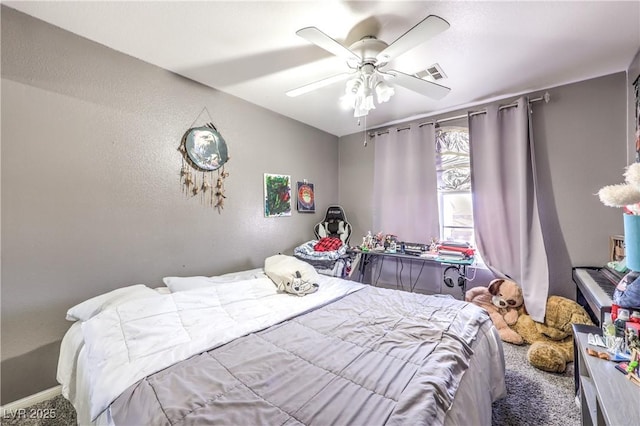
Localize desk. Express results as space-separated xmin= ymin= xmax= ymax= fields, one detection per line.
xmin=573 ymin=324 xmax=640 ymax=425
xmin=352 ymin=249 xmax=474 ymax=297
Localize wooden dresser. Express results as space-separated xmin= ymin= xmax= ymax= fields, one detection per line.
xmin=573 ymin=324 xmax=640 ymax=425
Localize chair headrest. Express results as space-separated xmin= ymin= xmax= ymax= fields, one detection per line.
xmin=323 ymin=206 xmax=347 ymax=222
xmin=315 ymin=205 xmax=351 ymax=244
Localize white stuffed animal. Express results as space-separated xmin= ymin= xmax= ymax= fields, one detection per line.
xmin=281 ymin=270 xmax=319 ymax=296
xmin=264 ymin=254 xmax=320 ymax=296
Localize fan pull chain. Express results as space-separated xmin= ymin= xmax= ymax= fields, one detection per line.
xmin=363 ymin=115 xmax=368 ymax=146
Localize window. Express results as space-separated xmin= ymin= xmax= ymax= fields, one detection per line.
xmin=434 ymin=126 xmax=475 ymax=246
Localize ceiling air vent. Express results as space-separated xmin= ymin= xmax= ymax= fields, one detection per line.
xmin=415 ymin=63 xmax=446 ymax=81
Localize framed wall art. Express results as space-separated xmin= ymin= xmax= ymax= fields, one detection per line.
xmin=178 ymin=114 xmax=230 ymax=213
xmin=297 ymin=181 xmax=315 ymax=213
xmin=264 ymin=173 xmax=291 ymax=217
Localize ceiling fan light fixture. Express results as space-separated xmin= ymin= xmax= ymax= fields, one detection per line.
xmin=340 ymin=92 xmax=356 ymax=110
xmin=345 ymin=75 xmax=361 ymax=93
xmin=375 ymin=80 xmax=394 ymax=103
xmin=341 ymin=71 xmax=394 ymax=117
xmin=291 ymin=15 xmax=451 ymax=119
xmin=354 ymin=93 xmax=375 ymax=117
xmin=340 ymin=75 xmax=361 ymax=108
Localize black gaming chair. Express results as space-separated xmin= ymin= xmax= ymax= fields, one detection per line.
xmin=314 ymin=205 xmax=352 ymax=245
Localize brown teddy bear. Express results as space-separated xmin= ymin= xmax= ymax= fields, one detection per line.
xmin=465 ymin=279 xmax=525 ymax=345
xmin=511 ymin=295 xmax=593 ymax=373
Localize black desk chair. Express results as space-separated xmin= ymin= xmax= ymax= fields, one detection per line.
xmin=314 ymin=205 xmax=352 ymax=245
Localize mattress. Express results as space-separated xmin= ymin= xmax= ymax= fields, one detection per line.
xmin=57 ymin=269 xmax=506 ymax=425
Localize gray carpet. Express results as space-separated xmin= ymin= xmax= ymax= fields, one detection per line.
xmin=1 ymin=394 xmax=76 ymax=426
xmin=492 ymin=342 xmax=580 ymax=426
xmin=2 ymin=342 xmax=579 ymax=426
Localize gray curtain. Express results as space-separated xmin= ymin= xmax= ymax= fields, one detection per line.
xmin=373 ymin=125 xmax=439 ymax=243
xmin=469 ymin=97 xmax=549 ymax=321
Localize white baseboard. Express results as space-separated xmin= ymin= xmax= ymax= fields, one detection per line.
xmin=0 ymin=385 xmax=62 ymax=412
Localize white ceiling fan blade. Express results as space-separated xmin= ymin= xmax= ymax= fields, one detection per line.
xmin=376 ymin=15 xmax=449 ymax=65
xmin=385 ymin=70 xmax=450 ymax=100
xmin=296 ymin=27 xmax=361 ymax=63
xmin=286 ymin=72 xmax=353 ymax=97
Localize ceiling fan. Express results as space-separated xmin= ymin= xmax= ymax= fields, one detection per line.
xmin=286 ymin=15 xmax=452 ymax=117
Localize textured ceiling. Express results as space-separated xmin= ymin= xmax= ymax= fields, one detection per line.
xmin=5 ymin=1 xmax=640 ymax=136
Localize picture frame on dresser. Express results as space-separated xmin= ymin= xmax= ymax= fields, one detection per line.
xmin=609 ymin=235 xmax=625 ymax=262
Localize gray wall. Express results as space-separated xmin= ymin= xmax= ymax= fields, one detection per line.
xmin=1 ymin=7 xmax=338 ymax=404
xmin=339 ymin=73 xmax=628 ymax=297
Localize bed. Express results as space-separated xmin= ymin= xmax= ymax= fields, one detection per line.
xmin=57 ymin=264 xmax=506 ymax=426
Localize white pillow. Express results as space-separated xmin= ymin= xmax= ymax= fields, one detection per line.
xmin=66 ymin=284 xmax=159 ymax=322
xmin=163 ymin=268 xmax=266 ymax=292
xmin=162 ymin=276 xmax=218 ymax=292
xmin=264 ymin=254 xmax=319 ymax=292
xmin=211 ymin=268 xmax=266 ymax=282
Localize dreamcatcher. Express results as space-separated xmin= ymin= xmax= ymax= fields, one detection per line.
xmin=178 ymin=111 xmax=230 ymax=213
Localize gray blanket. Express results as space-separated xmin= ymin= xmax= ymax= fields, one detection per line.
xmin=111 ymin=286 xmax=490 ymax=426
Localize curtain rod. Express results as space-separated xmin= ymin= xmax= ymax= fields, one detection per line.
xmin=369 ymin=92 xmax=550 ymax=137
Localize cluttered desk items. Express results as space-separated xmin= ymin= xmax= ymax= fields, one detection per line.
xmin=355 ymin=232 xmax=476 ymax=296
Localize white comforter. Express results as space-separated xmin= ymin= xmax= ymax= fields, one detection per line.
xmin=81 ymin=276 xmax=365 ymax=421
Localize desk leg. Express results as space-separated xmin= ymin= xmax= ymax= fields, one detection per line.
xmin=358 ymin=253 xmax=369 ymax=283
xmin=357 ymin=253 xmax=380 ymax=285
xmin=459 ymin=265 xmax=467 ymax=299
xmin=443 ymin=264 xmax=468 ymax=299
